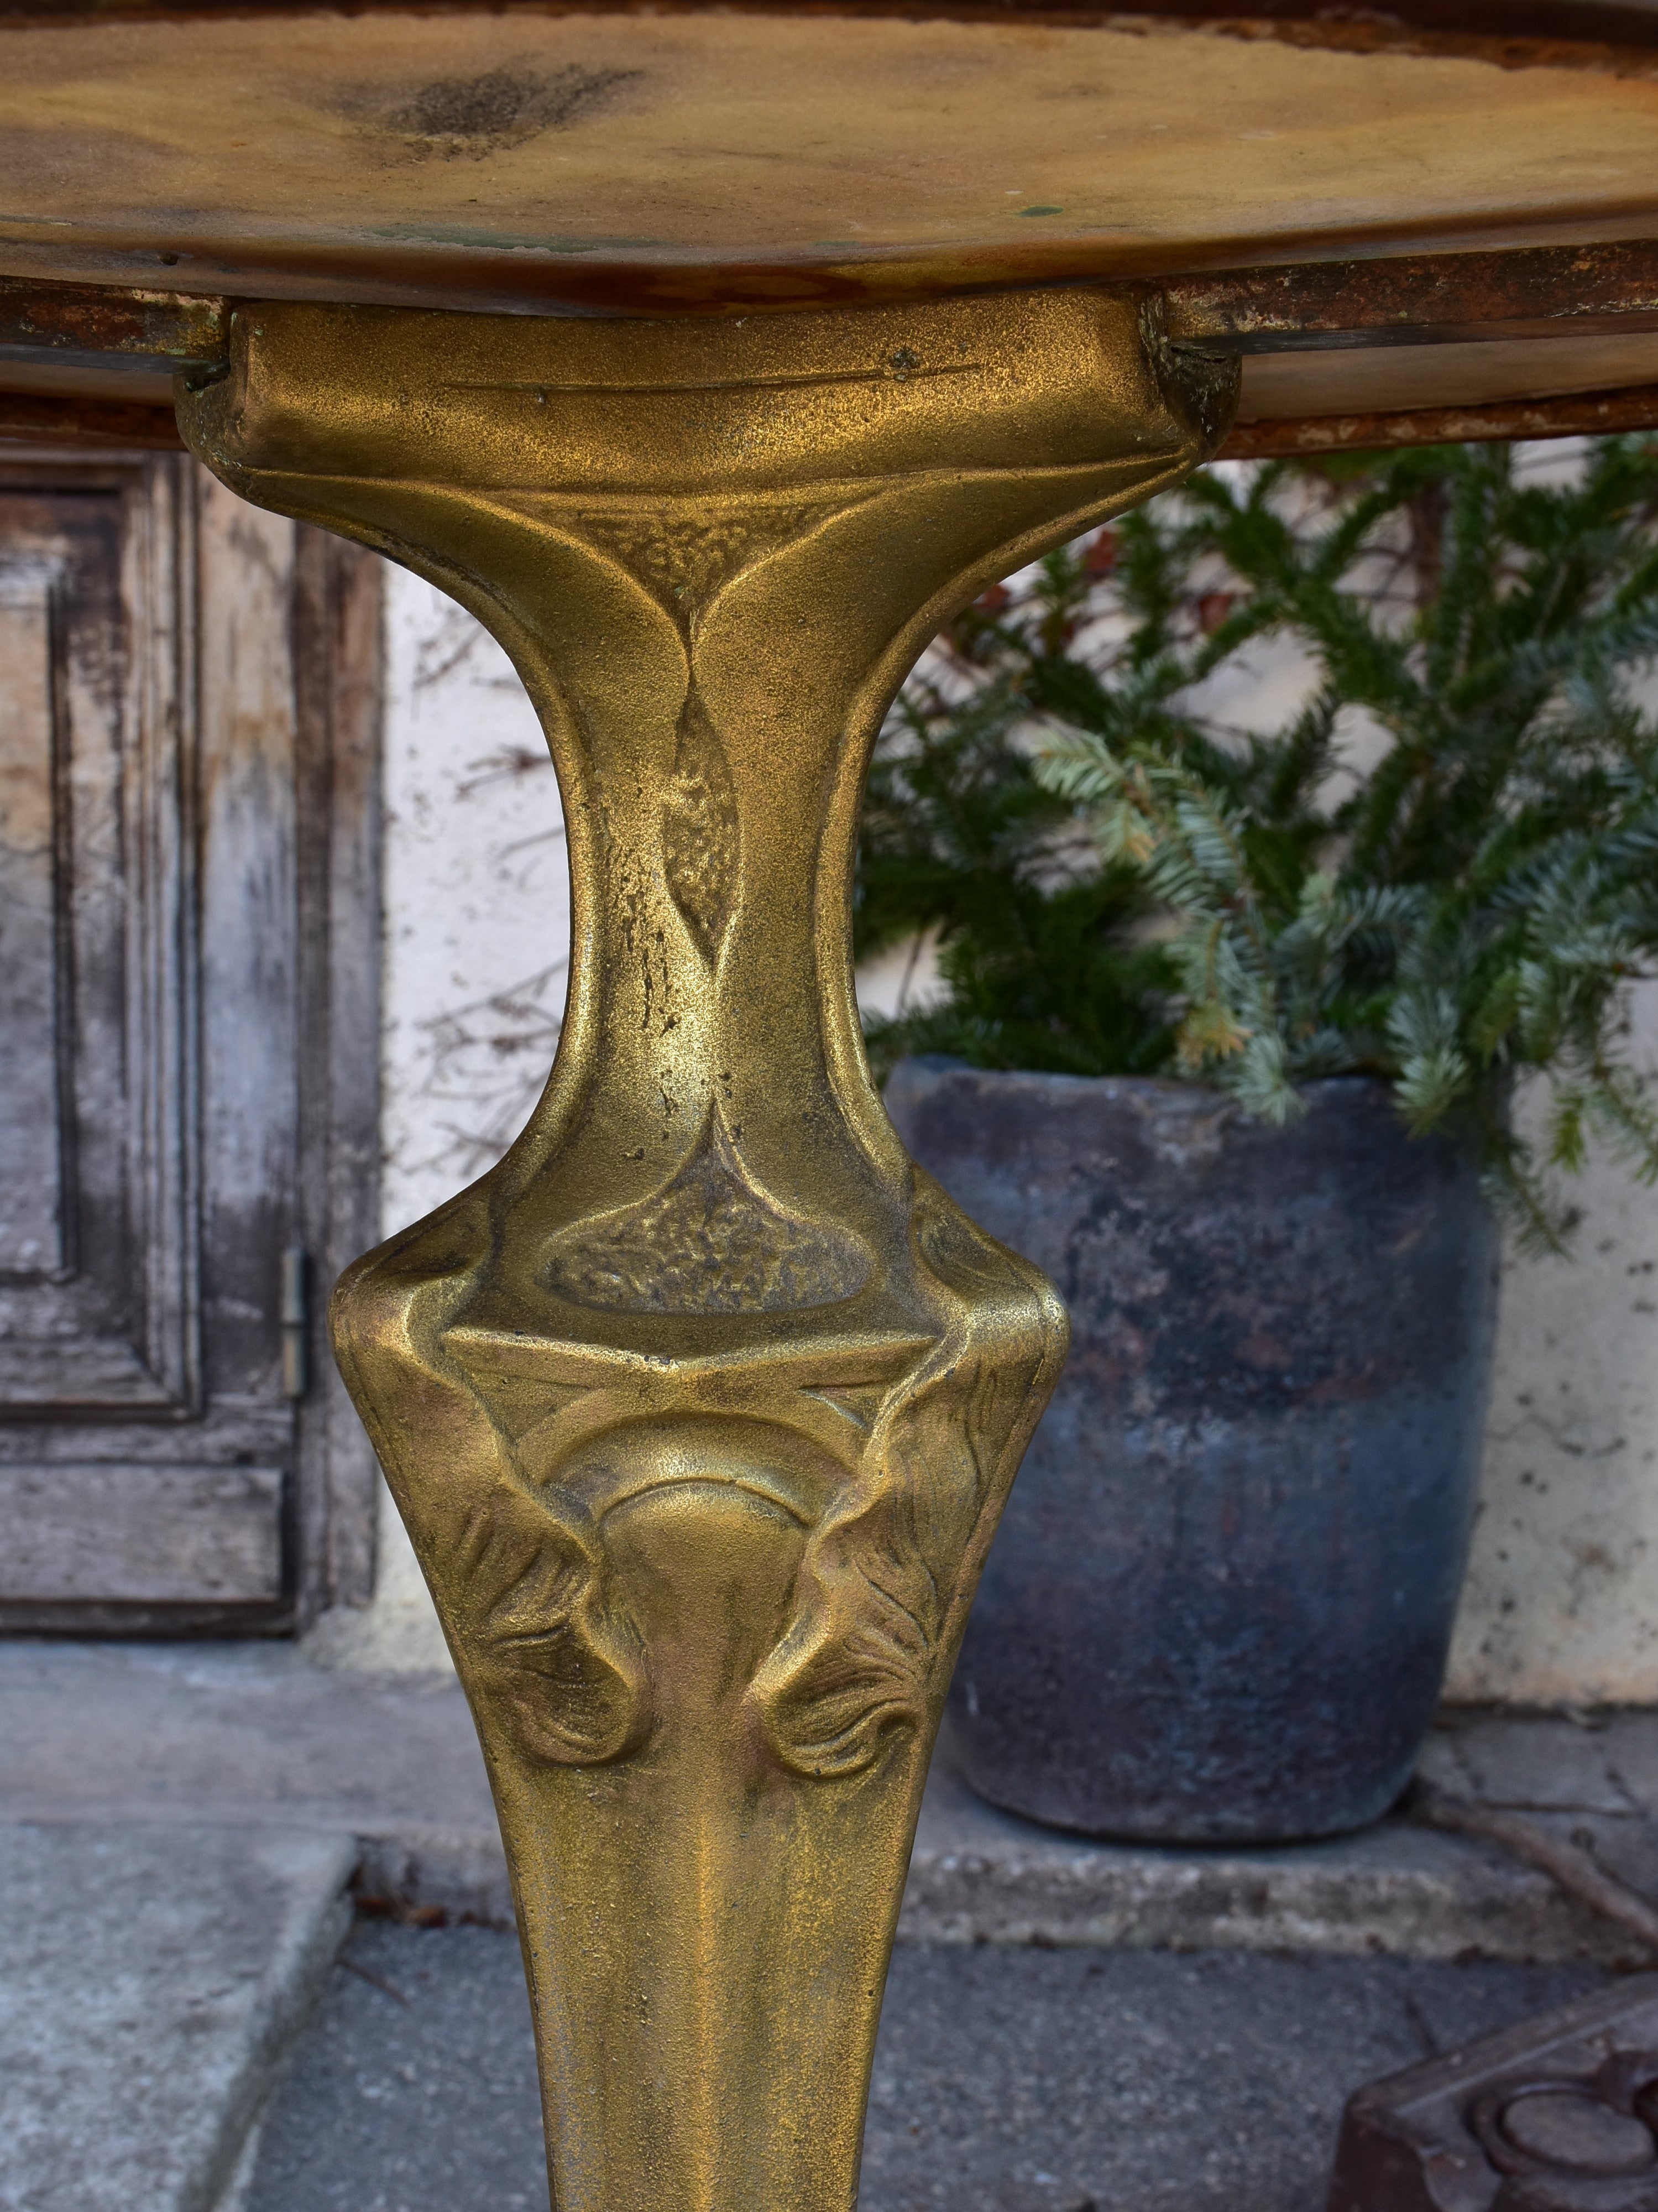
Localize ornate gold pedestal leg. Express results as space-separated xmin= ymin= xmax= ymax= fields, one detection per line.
xmin=179 ymin=291 xmax=1233 ymax=2212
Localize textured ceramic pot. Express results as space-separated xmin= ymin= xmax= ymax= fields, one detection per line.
xmin=885 ymin=1060 xmax=1500 ymax=1843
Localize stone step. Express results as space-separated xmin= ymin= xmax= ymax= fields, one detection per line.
xmin=4 ymin=1639 xmax=1657 ymax=1965
xmin=0 ymin=1822 xmax=354 ymax=2212
xmin=904 ymin=1764 xmax=1647 ymax=1966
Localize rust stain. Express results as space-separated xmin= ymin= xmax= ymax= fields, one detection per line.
xmin=0 ymin=389 xmax=184 ymax=447
xmin=7 ymin=236 xmax=1658 ymax=351
xmin=0 ymin=274 xmax=224 ymax=360
xmin=1166 ymin=238 xmax=1658 ymax=352
xmin=1220 ymin=378 xmax=1658 ymax=455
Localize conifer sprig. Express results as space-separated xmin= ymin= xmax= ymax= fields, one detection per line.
xmin=858 ymin=438 xmax=1658 ymax=1244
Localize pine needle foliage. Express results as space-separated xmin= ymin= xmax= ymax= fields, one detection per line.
xmin=859 ymin=439 xmax=1658 ymax=1245
xmin=854 ymin=648 xmax=1176 ymax=1084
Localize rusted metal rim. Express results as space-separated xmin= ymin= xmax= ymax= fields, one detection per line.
xmin=1222 ymin=381 xmax=1658 ymax=456
xmin=13 ymin=238 xmax=1658 ymax=363
xmin=2 ymin=0 xmax=1658 ymax=64
xmin=13 ymin=241 xmax=1658 ymax=453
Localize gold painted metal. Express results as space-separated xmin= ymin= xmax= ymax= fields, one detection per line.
xmin=178 ymin=289 xmax=1233 ymax=2212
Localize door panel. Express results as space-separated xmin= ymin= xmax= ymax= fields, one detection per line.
xmin=0 ymin=478 xmax=196 ymax=1417
xmin=0 ymin=572 xmax=65 ymax=1279
xmin=0 ymin=453 xmax=381 ymax=1632
xmin=0 ymin=1462 xmax=282 ymax=1604
xmin=197 ymin=486 xmax=299 ymax=1406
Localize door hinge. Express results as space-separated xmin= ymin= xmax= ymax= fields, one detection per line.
xmin=280 ymin=1246 xmax=308 ymax=1400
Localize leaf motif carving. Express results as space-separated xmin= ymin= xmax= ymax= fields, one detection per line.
xmin=662 ymin=688 xmax=740 ymax=963
xmin=444 ymin=1483 xmax=650 ymax=1768
xmin=749 ymin=1173 xmax=1066 ymax=1779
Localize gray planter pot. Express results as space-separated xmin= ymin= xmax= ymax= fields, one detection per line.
xmin=886 ymin=1059 xmax=1500 ymax=1843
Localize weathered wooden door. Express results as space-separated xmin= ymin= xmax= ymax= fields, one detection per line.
xmin=0 ymin=448 xmax=381 ymax=1632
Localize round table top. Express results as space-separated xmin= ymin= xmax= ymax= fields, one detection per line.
xmin=2 ymin=2 xmax=1657 ymax=317
xmin=6 ymin=2 xmax=1658 ymax=452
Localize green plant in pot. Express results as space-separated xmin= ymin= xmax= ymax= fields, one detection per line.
xmin=866 ymin=438 xmax=1658 ymax=1842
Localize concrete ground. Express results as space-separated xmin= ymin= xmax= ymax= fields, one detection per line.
xmin=243 ymin=1926 xmax=1604 ymax=2212
xmin=9 ymin=1637 xmax=1658 ymax=2208
xmin=8 ymin=1639 xmax=1658 ymax=1961
xmin=0 ymin=1823 xmax=353 ymax=2212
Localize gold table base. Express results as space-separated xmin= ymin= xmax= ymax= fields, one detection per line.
xmin=179 ymin=288 xmax=1233 ymax=2212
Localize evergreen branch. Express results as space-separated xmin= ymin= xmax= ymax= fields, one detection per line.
xmin=860 ymin=437 xmax=1658 ymax=1247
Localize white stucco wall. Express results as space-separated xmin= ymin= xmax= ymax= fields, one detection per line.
xmin=311 ymin=572 xmax=564 ymax=1673
xmin=317 ymin=565 xmax=1658 ymax=1703
xmin=1446 ymin=1011 xmax=1658 ymax=1705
